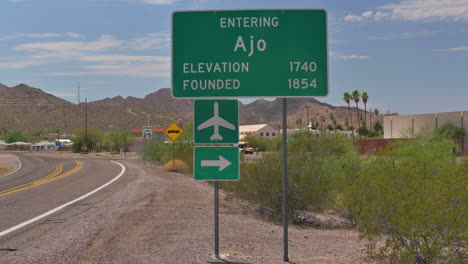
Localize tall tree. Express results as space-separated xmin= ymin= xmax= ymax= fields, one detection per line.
xmin=362 ymin=92 xmax=369 ymax=131
xmin=374 ymin=108 xmax=380 ymax=123
xmin=343 ymin=92 xmax=354 ymax=139
xmin=320 ymin=115 xmax=326 ymax=131
xmin=369 ymin=108 xmax=373 ymax=132
xmin=352 ymin=90 xmax=361 ymax=138
xmin=295 ymin=119 xmax=302 ymax=129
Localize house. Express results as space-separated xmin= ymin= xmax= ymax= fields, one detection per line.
xmin=31 ymin=142 xmax=56 ymax=151
xmin=239 ymin=124 xmax=279 ymax=140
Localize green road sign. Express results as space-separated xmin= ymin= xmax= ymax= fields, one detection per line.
xmin=194 ymin=100 xmax=238 ymax=144
xmin=172 ymin=9 xmax=328 ymax=98
xmin=194 ymin=147 xmax=239 ymax=181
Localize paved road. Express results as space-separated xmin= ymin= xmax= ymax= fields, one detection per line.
xmin=0 ymin=152 xmax=122 ymax=237
xmin=0 ymin=153 xmax=372 ymax=264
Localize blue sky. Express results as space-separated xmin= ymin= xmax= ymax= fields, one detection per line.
xmin=0 ymin=0 xmax=467 ymax=115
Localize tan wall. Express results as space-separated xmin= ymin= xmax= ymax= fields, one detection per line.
xmin=383 ymin=116 xmax=392 ymax=139
xmin=464 ymin=111 xmax=468 ymax=153
xmin=391 ymin=115 xmax=414 ymax=138
xmin=437 ymin=112 xmax=462 ymax=128
xmin=384 ymin=111 xmax=468 ymax=153
xmin=258 ymin=126 xmax=279 ymax=138
xmin=413 ymin=113 xmax=436 ymax=135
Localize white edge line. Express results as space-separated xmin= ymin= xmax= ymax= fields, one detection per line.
xmin=0 ymin=155 xmax=22 ymax=180
xmin=0 ymin=161 xmax=126 ymax=238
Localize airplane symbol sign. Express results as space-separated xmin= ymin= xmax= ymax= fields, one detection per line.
xmin=194 ymin=100 xmax=239 ymax=144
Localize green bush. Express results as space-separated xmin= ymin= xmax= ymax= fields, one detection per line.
xmin=141 ymin=124 xmax=194 ymax=173
xmin=222 ymin=133 xmax=359 ymax=221
xmin=242 ymin=134 xmax=281 ymax=151
xmin=4 ymin=130 xmax=28 ymax=143
xmin=342 ymin=134 xmax=467 ymax=263
xmin=70 ymin=128 xmax=103 ymax=153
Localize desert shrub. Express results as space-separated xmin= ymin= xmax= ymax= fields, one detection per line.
xmin=222 ymin=133 xmax=359 ymax=221
xmin=342 ymin=133 xmax=467 ymax=263
xmin=4 ymin=130 xmax=28 ymax=143
xmin=70 ymin=128 xmax=104 ymax=153
xmin=242 ymin=134 xmax=281 ymax=151
xmin=141 ymin=125 xmax=194 ymax=174
xmin=163 ymin=159 xmax=189 ymax=173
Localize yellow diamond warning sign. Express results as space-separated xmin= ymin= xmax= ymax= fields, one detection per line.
xmin=165 ymin=123 xmax=183 ymax=141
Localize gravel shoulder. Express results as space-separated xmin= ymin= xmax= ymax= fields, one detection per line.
xmin=0 ymin=159 xmax=379 ymax=264
xmin=0 ymin=153 xmax=19 ymax=173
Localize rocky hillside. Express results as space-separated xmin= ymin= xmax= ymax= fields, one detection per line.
xmin=0 ymin=83 xmax=376 ymax=133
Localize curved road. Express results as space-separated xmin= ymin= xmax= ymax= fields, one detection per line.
xmin=0 ymin=152 xmax=124 ymax=237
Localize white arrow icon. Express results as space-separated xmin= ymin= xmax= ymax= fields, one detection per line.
xmin=201 ymin=155 xmax=231 ymax=171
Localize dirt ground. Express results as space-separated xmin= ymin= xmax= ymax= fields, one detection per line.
xmin=0 ymin=154 xmax=381 ymax=264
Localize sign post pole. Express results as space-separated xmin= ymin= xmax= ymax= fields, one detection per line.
xmin=214 ymin=181 xmax=220 ymax=259
xmin=282 ymin=98 xmax=289 ymax=262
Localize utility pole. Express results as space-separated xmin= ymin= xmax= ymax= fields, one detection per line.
xmin=81 ymin=98 xmax=88 ymax=154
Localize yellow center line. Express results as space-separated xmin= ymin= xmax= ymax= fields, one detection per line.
xmin=0 ymin=165 xmax=63 ymax=195
xmin=0 ymin=161 xmax=83 ymax=197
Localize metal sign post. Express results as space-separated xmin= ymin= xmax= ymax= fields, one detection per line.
xmin=282 ymin=98 xmax=289 ymax=262
xmin=173 ymin=9 xmax=328 ymax=262
xmin=214 ymin=181 xmax=220 ymax=259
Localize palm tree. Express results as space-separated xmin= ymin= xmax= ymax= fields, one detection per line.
xmin=320 ymin=115 xmax=326 ymax=131
xmin=352 ymin=90 xmax=361 ymax=138
xmin=343 ymin=92 xmax=354 ymax=139
xmin=374 ymin=108 xmax=380 ymax=122
xmin=295 ymin=119 xmax=302 ymax=129
xmin=362 ymin=92 xmax=368 ymax=131
xmin=369 ymin=108 xmax=373 ymax=132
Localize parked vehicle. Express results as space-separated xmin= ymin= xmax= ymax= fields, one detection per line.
xmin=238 ymin=141 xmax=254 ymax=154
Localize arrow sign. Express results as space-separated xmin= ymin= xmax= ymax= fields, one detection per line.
xmin=201 ymin=155 xmax=231 ymax=171
xmin=194 ymin=146 xmax=239 ymax=181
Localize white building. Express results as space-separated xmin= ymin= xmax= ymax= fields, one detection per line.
xmin=239 ymin=124 xmax=279 ymax=140
xmin=31 ymin=142 xmax=56 ymax=151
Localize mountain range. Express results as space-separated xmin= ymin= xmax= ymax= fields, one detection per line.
xmin=0 ymin=83 xmax=377 ymax=134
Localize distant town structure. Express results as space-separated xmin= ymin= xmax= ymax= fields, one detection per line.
xmin=239 ymin=124 xmax=279 ymax=140
xmin=384 ymin=111 xmax=467 ymax=153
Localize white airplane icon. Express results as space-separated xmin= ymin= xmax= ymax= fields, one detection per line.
xmin=197 ymin=101 xmax=235 ymax=141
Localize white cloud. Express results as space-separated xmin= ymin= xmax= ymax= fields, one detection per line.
xmin=0 ymin=33 xmax=62 ymax=42
xmin=344 ymin=14 xmax=363 ymax=22
xmin=42 ymin=62 xmax=170 ymax=78
xmin=66 ymin=32 xmax=81 ymax=38
xmin=445 ymin=46 xmax=468 ymax=51
xmin=339 ymin=55 xmax=369 ymax=60
xmin=3 ymin=33 xmax=171 ymax=77
xmin=329 ymin=52 xmax=369 ymax=60
xmin=344 ymin=0 xmax=468 ymax=22
xmin=80 ymin=55 xmax=170 ymax=63
xmin=15 ymin=35 xmax=122 ymax=52
xmin=124 ymin=32 xmax=170 ymax=50
xmin=0 ymin=60 xmax=49 ymax=69
xmin=131 ymin=0 xmax=179 ymax=5
xmin=369 ymin=31 xmax=439 ymax=40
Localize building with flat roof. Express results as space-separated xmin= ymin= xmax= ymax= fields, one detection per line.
xmin=239 ymin=124 xmax=279 ymax=140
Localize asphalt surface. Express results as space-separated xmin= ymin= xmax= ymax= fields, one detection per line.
xmin=0 ymin=152 xmax=372 ymax=264
xmin=0 ymin=152 xmax=122 ymax=239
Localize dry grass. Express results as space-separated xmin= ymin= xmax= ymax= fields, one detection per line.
xmin=163 ymin=159 xmax=189 ymax=174
xmin=0 ymin=167 xmax=13 ymax=174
